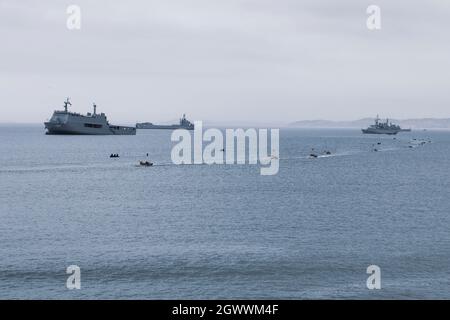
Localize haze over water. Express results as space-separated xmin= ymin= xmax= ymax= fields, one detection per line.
xmin=0 ymin=126 xmax=449 ymax=299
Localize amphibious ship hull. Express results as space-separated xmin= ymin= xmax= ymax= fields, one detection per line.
xmin=136 ymin=123 xmax=194 ymax=130
xmin=44 ymin=100 xmax=136 ymax=135
xmin=136 ymin=114 xmax=194 ymax=130
xmin=45 ymin=122 xmax=136 ymax=135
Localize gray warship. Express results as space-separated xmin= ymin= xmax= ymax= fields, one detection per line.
xmin=44 ymin=98 xmax=136 ymax=135
xmin=136 ymin=114 xmax=194 ymax=130
xmin=362 ymin=116 xmax=411 ymax=135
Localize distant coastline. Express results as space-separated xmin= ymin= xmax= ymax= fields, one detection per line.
xmin=2 ymin=118 xmax=450 ymax=129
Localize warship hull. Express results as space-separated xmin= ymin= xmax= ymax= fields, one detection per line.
xmin=362 ymin=116 xmax=411 ymax=135
xmin=361 ymin=128 xmax=411 ymax=135
xmin=45 ymin=122 xmax=136 ymax=135
xmin=362 ymin=129 xmax=404 ymax=135
xmin=44 ymin=99 xmax=136 ymax=136
xmin=136 ymin=124 xmax=194 ymax=130
xmin=136 ymin=114 xmax=194 ymax=130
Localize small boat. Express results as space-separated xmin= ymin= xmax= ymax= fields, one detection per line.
xmin=139 ymin=160 xmax=153 ymax=167
xmin=309 ymin=148 xmax=318 ymax=158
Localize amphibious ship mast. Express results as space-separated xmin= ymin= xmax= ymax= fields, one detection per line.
xmin=63 ymin=97 xmax=71 ymax=112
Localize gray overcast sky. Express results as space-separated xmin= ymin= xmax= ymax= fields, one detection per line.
xmin=1 ymin=0 xmax=449 ymax=124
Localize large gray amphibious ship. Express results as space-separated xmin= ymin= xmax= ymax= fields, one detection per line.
xmin=44 ymin=98 xmax=136 ymax=135
xmin=136 ymin=114 xmax=194 ymax=130
xmin=362 ymin=116 xmax=411 ymax=135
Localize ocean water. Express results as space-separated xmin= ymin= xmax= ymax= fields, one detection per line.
xmin=0 ymin=125 xmax=449 ymax=299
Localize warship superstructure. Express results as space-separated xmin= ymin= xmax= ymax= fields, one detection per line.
xmin=136 ymin=114 xmax=194 ymax=130
xmin=44 ymin=98 xmax=136 ymax=135
xmin=362 ymin=116 xmax=411 ymax=135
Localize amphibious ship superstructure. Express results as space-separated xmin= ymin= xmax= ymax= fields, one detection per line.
xmin=44 ymin=98 xmax=136 ymax=135
xmin=362 ymin=116 xmax=411 ymax=135
xmin=136 ymin=114 xmax=194 ymax=130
